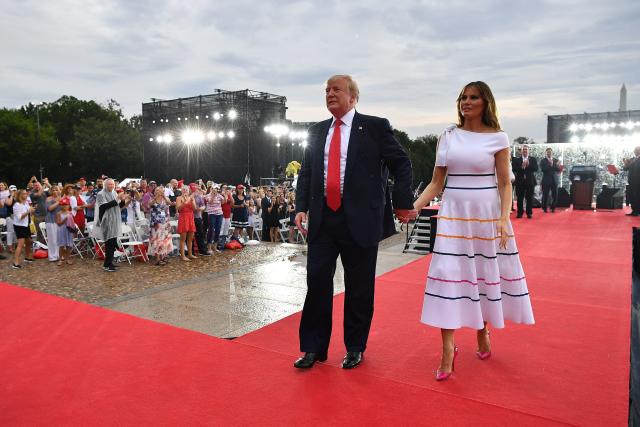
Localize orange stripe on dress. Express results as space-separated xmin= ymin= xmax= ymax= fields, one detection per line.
xmin=436 ymin=233 xmax=514 ymax=241
xmin=438 ymin=215 xmax=499 ymax=223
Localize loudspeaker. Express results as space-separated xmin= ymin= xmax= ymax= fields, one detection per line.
xmin=596 ymin=187 xmax=624 ymax=209
xmin=556 ymin=187 xmax=571 ymax=208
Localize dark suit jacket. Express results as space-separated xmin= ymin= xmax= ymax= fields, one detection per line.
xmin=625 ymin=157 xmax=640 ymax=186
xmin=540 ymin=157 xmax=560 ymax=186
xmin=296 ymin=111 xmax=413 ymax=248
xmin=512 ymin=156 xmax=538 ymax=189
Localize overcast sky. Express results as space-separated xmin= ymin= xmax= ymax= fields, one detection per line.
xmin=1 ymin=0 xmax=638 ymax=140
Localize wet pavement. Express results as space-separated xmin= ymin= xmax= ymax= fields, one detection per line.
xmin=0 ymin=234 xmax=423 ymax=338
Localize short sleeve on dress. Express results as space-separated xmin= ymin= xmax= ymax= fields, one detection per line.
xmin=435 ymin=125 xmax=456 ymax=167
xmin=492 ymin=132 xmax=510 ymax=154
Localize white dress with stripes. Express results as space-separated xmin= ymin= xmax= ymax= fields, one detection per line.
xmin=421 ymin=126 xmax=535 ymax=330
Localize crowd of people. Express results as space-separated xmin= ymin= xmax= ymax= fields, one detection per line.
xmin=0 ymin=175 xmax=303 ymax=271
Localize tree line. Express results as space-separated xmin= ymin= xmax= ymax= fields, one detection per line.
xmin=0 ymin=96 xmax=438 ymax=190
xmin=0 ymin=96 xmax=142 ymax=185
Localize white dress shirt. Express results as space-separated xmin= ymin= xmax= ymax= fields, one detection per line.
xmin=324 ymin=108 xmax=355 ymax=195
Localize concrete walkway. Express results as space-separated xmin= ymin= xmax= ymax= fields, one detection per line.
xmin=104 ymin=236 xmax=424 ymax=338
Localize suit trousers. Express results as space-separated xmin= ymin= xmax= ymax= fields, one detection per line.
xmin=630 ymin=182 xmax=640 ymax=214
xmin=516 ymin=185 xmax=534 ymax=215
xmin=541 ymin=184 xmax=557 ymax=211
xmin=103 ymin=238 xmax=117 ymax=268
xmin=299 ymin=204 xmax=378 ymax=354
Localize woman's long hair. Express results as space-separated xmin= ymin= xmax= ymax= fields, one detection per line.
xmin=456 ymin=81 xmax=501 ymax=131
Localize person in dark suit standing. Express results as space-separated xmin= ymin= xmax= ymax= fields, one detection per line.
xmin=293 ymin=74 xmax=416 ymax=369
xmin=512 ymin=144 xmax=538 ymax=218
xmin=260 ymin=189 xmax=273 ymax=241
xmin=540 ymin=147 xmax=561 ymax=213
xmin=623 ymin=146 xmax=640 ymax=216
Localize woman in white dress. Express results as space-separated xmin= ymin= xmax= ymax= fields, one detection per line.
xmin=413 ymin=81 xmax=534 ymax=381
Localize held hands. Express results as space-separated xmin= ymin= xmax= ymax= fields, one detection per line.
xmin=394 ymin=208 xmax=417 ymax=224
xmin=294 ymin=212 xmax=307 ymax=236
xmin=496 ymin=218 xmax=509 ymax=250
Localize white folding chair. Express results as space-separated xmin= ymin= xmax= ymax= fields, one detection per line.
xmin=87 ymin=223 xmax=107 ymax=260
xmin=252 ymin=217 xmax=263 ymax=240
xmin=118 ymin=224 xmax=149 ymax=264
xmin=0 ymin=218 xmax=7 ymax=249
xmin=169 ymin=220 xmax=182 ymax=256
xmin=278 ymin=218 xmax=290 ymax=243
xmin=70 ymin=227 xmax=95 ymax=259
xmin=38 ymin=222 xmax=49 ymax=250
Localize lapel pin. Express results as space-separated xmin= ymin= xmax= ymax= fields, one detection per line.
xmin=358 ymin=126 xmax=363 ymax=130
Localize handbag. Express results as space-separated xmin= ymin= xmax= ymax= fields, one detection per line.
xmin=29 ymin=215 xmax=37 ymax=235
xmin=66 ymin=214 xmax=78 ymax=233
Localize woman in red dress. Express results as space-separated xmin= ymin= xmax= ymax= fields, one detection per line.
xmin=176 ymin=187 xmax=197 ymax=261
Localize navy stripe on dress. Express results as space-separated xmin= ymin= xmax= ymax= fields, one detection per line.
xmin=432 ymin=250 xmax=520 ymax=259
xmin=444 ymin=186 xmax=497 ymax=190
xmin=448 ymin=173 xmax=495 ymax=177
xmin=425 ymin=291 xmax=530 ymax=302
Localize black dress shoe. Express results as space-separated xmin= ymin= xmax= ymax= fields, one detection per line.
xmin=342 ymin=351 xmax=363 ymax=369
xmin=527 ymin=214 xmax=532 ymax=219
xmin=516 ymin=214 xmax=523 ymax=218
xmin=627 ymin=212 xmax=640 ymax=216
xmin=293 ymin=352 xmax=327 ymax=369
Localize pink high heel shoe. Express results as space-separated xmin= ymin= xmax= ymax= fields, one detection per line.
xmin=435 ymin=346 xmax=459 ymax=381
xmin=476 ymin=330 xmax=491 ymax=360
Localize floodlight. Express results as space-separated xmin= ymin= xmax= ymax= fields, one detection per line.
xmin=152 ymin=120 xmax=156 ymax=124
xmin=228 ymin=109 xmax=238 ymax=120
xmin=264 ymin=125 xmax=271 ymax=132
xmin=196 ymin=131 xmax=204 ymax=143
xmin=195 ymin=115 xmax=199 ymax=120
xmin=276 ymin=142 xmax=280 ymax=147
xmin=207 ymin=131 xmax=216 ymax=141
xmin=227 ymin=130 xmax=235 ymax=139
xmin=213 ymin=112 xmax=222 ymax=120
xmin=149 ymin=138 xmax=154 ymax=142
xmin=218 ymin=131 xmax=225 ymax=138
xmin=181 ymin=130 xmax=192 ymax=144
xmin=156 ymin=135 xmax=164 ymax=143
xmin=164 ymin=133 xmax=173 ymax=143
xmin=178 ymin=117 xmax=182 ymax=121
xmin=570 ymin=136 xmax=579 ymax=143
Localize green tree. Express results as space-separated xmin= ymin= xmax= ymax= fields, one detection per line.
xmin=0 ymin=108 xmax=59 ymax=184
xmin=394 ymin=129 xmax=437 ymax=189
xmin=68 ymin=116 xmax=143 ymax=181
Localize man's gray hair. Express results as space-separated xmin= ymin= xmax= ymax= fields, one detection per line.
xmin=327 ymin=74 xmax=360 ymax=101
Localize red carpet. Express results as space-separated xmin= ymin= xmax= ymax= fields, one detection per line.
xmin=237 ymin=208 xmax=632 ymax=426
xmin=0 ymin=208 xmax=632 ymax=425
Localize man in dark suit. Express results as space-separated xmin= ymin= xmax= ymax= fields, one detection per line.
xmin=260 ymin=189 xmax=272 ymax=241
xmin=293 ymin=74 xmax=416 ymax=369
xmin=623 ymin=146 xmax=640 ymax=216
xmin=540 ymin=148 xmax=561 ymax=213
xmin=512 ymin=144 xmax=538 ymax=218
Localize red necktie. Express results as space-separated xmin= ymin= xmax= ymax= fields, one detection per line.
xmin=326 ymin=118 xmax=342 ymax=211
